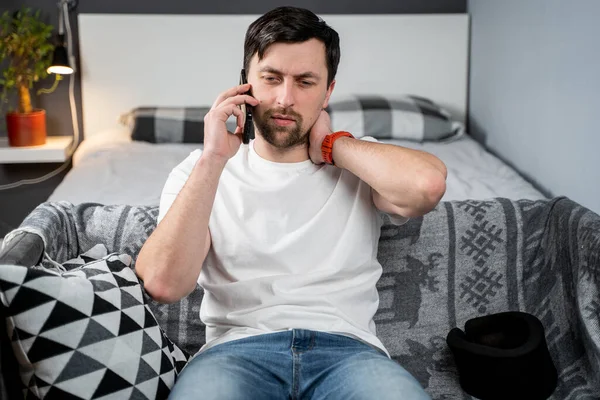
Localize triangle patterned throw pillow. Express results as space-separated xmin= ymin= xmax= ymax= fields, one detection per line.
xmin=0 ymin=245 xmax=189 ymax=400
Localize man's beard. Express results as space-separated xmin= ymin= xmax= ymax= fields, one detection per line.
xmin=253 ymin=107 xmax=308 ymax=149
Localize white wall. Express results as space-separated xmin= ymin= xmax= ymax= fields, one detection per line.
xmin=468 ymin=0 xmax=600 ymax=213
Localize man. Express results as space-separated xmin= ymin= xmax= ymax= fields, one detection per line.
xmin=136 ymin=6 xmax=447 ymax=399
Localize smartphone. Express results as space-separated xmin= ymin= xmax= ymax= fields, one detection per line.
xmin=239 ymin=69 xmax=254 ymax=144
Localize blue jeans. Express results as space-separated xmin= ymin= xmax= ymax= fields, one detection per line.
xmin=169 ymin=329 xmax=430 ymax=399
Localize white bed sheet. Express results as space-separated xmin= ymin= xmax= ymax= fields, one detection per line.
xmin=48 ymin=132 xmax=546 ymax=206
xmin=49 ymin=129 xmax=200 ymax=206
xmin=383 ymin=137 xmax=546 ymax=202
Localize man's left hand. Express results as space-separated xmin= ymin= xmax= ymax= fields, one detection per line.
xmin=308 ymin=109 xmax=333 ymax=164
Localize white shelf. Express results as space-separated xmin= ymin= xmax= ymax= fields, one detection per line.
xmin=0 ymin=136 xmax=73 ymax=164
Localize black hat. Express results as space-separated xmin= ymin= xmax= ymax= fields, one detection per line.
xmin=446 ymin=311 xmax=558 ymax=400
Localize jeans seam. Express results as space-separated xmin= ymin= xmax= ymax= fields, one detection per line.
xmin=292 ymin=351 xmax=299 ymax=400
xmin=308 ymin=332 xmax=315 ymax=351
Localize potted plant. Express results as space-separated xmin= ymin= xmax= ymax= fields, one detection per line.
xmin=0 ymin=7 xmax=61 ymax=147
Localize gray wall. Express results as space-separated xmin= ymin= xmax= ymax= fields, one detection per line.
xmin=0 ymin=0 xmax=466 ymax=237
xmin=468 ymin=0 xmax=600 ymax=213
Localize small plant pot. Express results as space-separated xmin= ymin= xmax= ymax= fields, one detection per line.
xmin=6 ymin=109 xmax=47 ymax=147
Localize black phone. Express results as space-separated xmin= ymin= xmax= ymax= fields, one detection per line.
xmin=239 ymin=69 xmax=254 ymax=144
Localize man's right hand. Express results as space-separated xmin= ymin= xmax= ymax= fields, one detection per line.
xmin=202 ymin=83 xmax=259 ymax=162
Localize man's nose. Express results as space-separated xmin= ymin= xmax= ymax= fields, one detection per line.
xmin=276 ymin=79 xmax=295 ymax=108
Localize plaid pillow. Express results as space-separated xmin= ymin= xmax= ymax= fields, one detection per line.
xmin=123 ymin=95 xmax=462 ymax=143
xmin=0 ymin=245 xmax=189 ymax=400
xmin=326 ymin=94 xmax=464 ymax=142
xmin=123 ymin=107 xmax=238 ymax=143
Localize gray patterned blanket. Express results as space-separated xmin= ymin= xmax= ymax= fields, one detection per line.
xmin=2 ymin=196 xmax=599 ymax=399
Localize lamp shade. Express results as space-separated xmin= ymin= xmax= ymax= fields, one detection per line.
xmin=47 ymin=44 xmax=73 ymax=75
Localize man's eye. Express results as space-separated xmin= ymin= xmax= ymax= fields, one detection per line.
xmin=264 ymin=76 xmax=278 ymax=82
xmin=301 ymin=81 xmax=314 ymax=87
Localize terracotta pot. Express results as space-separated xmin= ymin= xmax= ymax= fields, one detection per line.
xmin=6 ymin=109 xmax=47 ymax=147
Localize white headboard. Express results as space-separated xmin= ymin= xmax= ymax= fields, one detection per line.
xmin=78 ymin=13 xmax=469 ymax=139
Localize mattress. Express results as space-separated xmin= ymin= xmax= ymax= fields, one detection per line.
xmin=48 ymin=129 xmax=546 ymax=206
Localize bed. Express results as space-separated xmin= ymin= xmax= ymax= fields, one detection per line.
xmin=48 ymin=127 xmax=545 ymax=205
xmin=46 ymin=13 xmax=545 ymax=206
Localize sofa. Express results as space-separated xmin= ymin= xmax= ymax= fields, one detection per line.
xmin=0 ymin=196 xmax=598 ymax=399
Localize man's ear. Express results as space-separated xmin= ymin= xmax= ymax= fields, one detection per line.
xmin=322 ymin=80 xmax=336 ymax=109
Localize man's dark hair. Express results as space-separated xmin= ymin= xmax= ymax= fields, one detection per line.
xmin=244 ymin=6 xmax=340 ymax=87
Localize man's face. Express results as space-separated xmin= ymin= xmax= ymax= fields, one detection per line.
xmin=248 ymin=38 xmax=335 ymax=150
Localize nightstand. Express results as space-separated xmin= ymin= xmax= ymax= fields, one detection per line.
xmin=0 ymin=135 xmax=74 ymax=237
xmin=0 ymin=136 xmax=74 ymax=164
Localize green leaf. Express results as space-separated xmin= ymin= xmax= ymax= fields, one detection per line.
xmin=0 ymin=6 xmax=59 ymax=114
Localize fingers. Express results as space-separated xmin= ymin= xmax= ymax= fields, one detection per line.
xmin=231 ymin=108 xmax=244 ymax=141
xmin=205 ymin=85 xmax=256 ymax=145
xmin=219 ymin=94 xmax=259 ymax=109
xmin=230 ymin=104 xmax=244 ymax=132
xmin=209 ymin=103 xmax=245 ymax=131
xmin=211 ymin=83 xmax=253 ymax=109
xmin=207 ymin=94 xmax=253 ymax=123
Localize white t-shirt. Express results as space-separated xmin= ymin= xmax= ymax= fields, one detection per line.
xmin=157 ymin=138 xmax=407 ymax=357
